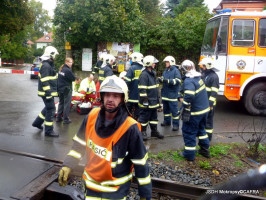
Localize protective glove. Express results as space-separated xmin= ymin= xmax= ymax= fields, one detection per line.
xmin=163 ymin=79 xmax=169 ymax=84
xmin=141 ymin=97 xmax=149 ymax=107
xmin=58 ymin=166 xmax=71 ymax=186
xmin=181 ymin=108 xmax=191 ymax=122
xmin=158 ymin=76 xmax=163 ymax=83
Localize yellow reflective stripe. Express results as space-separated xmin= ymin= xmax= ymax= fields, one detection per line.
xmin=124 ymin=77 xmax=131 ymax=81
xmin=46 ymin=96 xmax=52 ymax=99
xmin=99 ymin=77 xmax=105 ymax=80
xmin=67 ymin=150 xmax=81 ymax=159
xmin=205 ymin=129 xmax=213 ymax=133
xmin=172 ymin=116 xmax=180 ymax=119
xmin=206 ymin=87 xmax=211 ymax=92
xmin=185 ymin=146 xmax=196 ymax=150
xmin=84 ymin=180 xmax=117 ymax=192
xmin=196 ymin=85 xmax=206 ymax=93
xmin=38 ymin=91 xmax=45 ymax=96
xmin=137 ymin=174 xmax=151 ymax=185
xmin=191 ymin=107 xmax=210 ymax=115
xmin=73 ymin=135 xmax=86 ymax=146
xmin=38 ymin=113 xmax=45 ymax=119
xmin=149 ymin=104 xmax=159 ymax=108
xmin=183 ymin=100 xmax=189 ymax=105
xmin=86 ymin=197 xmax=126 ymax=200
xmin=101 ymin=173 xmax=133 ymax=186
xmin=209 ymin=96 xmax=216 ymax=102
xmin=184 ymin=90 xmax=195 ymax=95
xmin=211 ymin=87 xmax=219 ymax=92
xmin=128 ymin=99 xmax=139 ymax=103
xmin=40 ymin=77 xmax=50 ymax=82
xmin=147 ymin=85 xmax=158 ymax=89
xmin=138 ymin=103 xmax=146 ymax=108
xmin=133 ymin=77 xmax=139 ymax=80
xmin=139 ymin=93 xmax=147 ymax=97
xmin=141 ymin=122 xmax=149 ymax=126
xmin=99 ymin=70 xmax=104 ymax=74
xmin=43 ymin=86 xmax=50 ymax=91
xmin=164 ymin=114 xmax=171 ymax=117
xmin=51 ymin=92 xmax=58 ymax=96
xmin=162 ymin=97 xmax=178 ymax=101
xmin=44 ymin=121 xmax=53 ymax=126
xmin=176 ymin=78 xmax=181 ymax=83
xmin=131 ymin=153 xmax=148 ymax=165
xmin=149 ymin=121 xmax=158 ymax=124
xmin=138 ymin=85 xmax=147 ymax=89
xmin=173 ymin=79 xmax=176 ymax=85
xmin=199 ymin=135 xmax=208 ymax=140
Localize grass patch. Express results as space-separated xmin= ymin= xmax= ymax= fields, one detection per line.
xmin=231 ymin=154 xmax=239 ymax=160
xmin=199 ymin=160 xmax=212 ymax=169
xmin=149 ymin=150 xmax=185 ymax=162
xmin=210 ymin=143 xmax=232 ymax=158
xmin=234 ymin=160 xmax=244 ymax=167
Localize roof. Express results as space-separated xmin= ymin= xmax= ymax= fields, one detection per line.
xmin=27 ymin=40 xmax=34 ymax=45
xmin=209 ymin=10 xmax=266 ymax=21
xmin=214 ymin=0 xmax=266 ymax=10
xmin=35 ymin=32 xmax=53 ymax=43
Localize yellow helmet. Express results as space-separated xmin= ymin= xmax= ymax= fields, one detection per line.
xmin=100 ymin=75 xmax=128 ymax=102
xmin=163 ymin=56 xmax=176 ymax=65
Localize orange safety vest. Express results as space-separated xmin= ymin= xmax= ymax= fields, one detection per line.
xmin=83 ymin=107 xmax=141 ymax=192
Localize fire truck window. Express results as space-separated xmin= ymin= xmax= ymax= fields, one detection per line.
xmin=232 ymin=19 xmax=255 ymax=47
xmin=201 ymin=18 xmax=221 ymax=54
xmin=218 ymin=17 xmax=229 ymax=53
xmin=259 ymin=19 xmax=266 ymax=47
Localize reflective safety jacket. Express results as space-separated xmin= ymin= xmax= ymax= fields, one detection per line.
xmin=63 ymin=107 xmax=152 ymax=199
xmin=99 ymin=64 xmax=113 ymax=85
xmin=38 ymin=59 xmax=58 ymax=98
xmin=138 ymin=68 xmax=160 ymax=109
xmin=79 ymin=78 xmax=96 ymax=94
xmin=92 ymin=60 xmax=103 ymax=75
xmin=202 ymin=69 xmax=219 ymax=107
xmin=182 ymin=76 xmax=210 ymax=115
xmin=161 ymin=66 xmax=182 ymax=101
xmin=124 ymin=62 xmax=143 ymax=103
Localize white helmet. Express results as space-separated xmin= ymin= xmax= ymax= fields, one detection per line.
xmin=99 ymin=53 xmax=106 ymax=61
xmin=103 ymin=54 xmax=116 ymax=65
xmin=100 ymin=75 xmax=128 ymax=103
xmin=199 ymin=58 xmax=214 ymax=69
xmin=42 ymin=46 xmax=59 ymax=59
xmin=163 ymin=56 xmax=176 ymax=65
xmin=129 ymin=52 xmax=143 ymax=63
xmin=119 ymin=71 xmax=127 ymax=79
xmin=143 ymin=55 xmax=159 ymax=67
xmin=181 ymin=59 xmax=195 ymax=72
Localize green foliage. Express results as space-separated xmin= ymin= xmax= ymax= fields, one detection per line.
xmin=198 ymin=160 xmax=212 ymax=169
xmin=234 ymin=161 xmax=244 ymax=167
xmin=139 ymin=0 xmax=162 ymax=23
xmin=210 ymin=144 xmax=232 ymax=158
xmin=149 ymin=150 xmax=184 ymax=162
xmin=231 ymin=154 xmax=239 ymax=160
xmin=165 ymin=0 xmax=181 ymax=17
xmin=174 ymin=0 xmax=204 ymax=15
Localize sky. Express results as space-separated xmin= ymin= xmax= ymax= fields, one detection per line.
xmin=37 ymin=0 xmax=222 ymax=17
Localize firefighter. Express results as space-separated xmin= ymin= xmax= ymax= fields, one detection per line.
xmin=159 ymin=56 xmax=182 ymax=131
xmin=98 ymin=54 xmax=115 ymax=85
xmin=138 ymin=55 xmax=164 ymax=141
xmin=179 ymin=60 xmax=210 ymax=161
xmin=200 ymin=58 xmax=219 ymax=142
xmin=58 ymin=75 xmax=152 ymax=200
xmin=32 ymin=46 xmax=59 ymax=137
xmin=92 ymin=54 xmax=105 ymax=75
xmin=124 ymin=52 xmax=144 ymax=120
xmin=79 ymin=74 xmax=96 ymax=102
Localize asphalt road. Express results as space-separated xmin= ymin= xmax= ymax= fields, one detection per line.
xmin=0 ymin=66 xmax=265 ymax=159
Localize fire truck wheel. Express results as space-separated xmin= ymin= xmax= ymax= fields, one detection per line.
xmin=244 ymin=82 xmax=266 ymax=116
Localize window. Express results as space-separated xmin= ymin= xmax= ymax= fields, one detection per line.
xmin=201 ymin=17 xmax=221 ymax=54
xmin=217 ymin=17 xmax=229 ymax=54
xmin=232 ymin=19 xmax=255 ymax=47
xmin=259 ymin=18 xmax=266 ymax=47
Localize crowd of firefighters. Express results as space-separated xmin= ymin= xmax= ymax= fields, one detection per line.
xmin=32 ymin=45 xmax=220 ymax=199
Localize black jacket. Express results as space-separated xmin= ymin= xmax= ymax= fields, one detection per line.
xmin=38 ymin=59 xmax=58 ymax=98
xmin=98 ymin=64 xmax=113 ymax=85
xmin=202 ymin=69 xmax=219 ymax=107
xmin=58 ymin=64 xmax=76 ymax=92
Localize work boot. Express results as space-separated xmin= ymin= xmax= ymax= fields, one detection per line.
xmin=32 ymin=123 xmax=43 ymax=130
xmin=56 ymin=117 xmax=63 ymax=122
xmin=142 ymin=131 xmax=148 ymax=141
xmin=178 ymin=151 xmax=194 ymax=161
xmin=161 ymin=122 xmax=170 ymax=126
xmin=45 ymin=131 xmax=59 ymax=137
xmin=172 ymin=126 xmax=179 ymax=131
xmin=198 ymin=147 xmax=210 ymax=158
xmin=63 ymin=119 xmax=72 ymax=124
xmin=151 ymin=125 xmax=164 ymax=139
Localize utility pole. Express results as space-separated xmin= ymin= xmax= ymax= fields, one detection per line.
xmin=64 ymin=27 xmax=72 ymax=58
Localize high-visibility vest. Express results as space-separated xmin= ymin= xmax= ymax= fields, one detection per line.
xmin=83 ymin=107 xmax=141 ymax=192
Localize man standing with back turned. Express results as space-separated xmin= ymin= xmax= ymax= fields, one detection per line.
xmin=58 ymin=75 xmax=152 ymax=200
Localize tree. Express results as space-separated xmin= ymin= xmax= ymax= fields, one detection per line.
xmin=26 ymin=0 xmax=52 ymax=41
xmin=0 ymin=0 xmax=34 ymax=37
xmin=165 ymin=0 xmax=180 ymax=17
xmin=174 ymin=0 xmax=204 ymax=15
xmin=139 ymin=0 xmax=162 ymax=23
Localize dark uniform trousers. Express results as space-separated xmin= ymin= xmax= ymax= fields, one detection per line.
xmin=57 ymin=87 xmax=72 ymax=121
xmin=162 ymin=100 xmax=180 ymax=127
xmin=126 ymin=102 xmax=140 ymax=119
xmin=138 ymin=108 xmax=158 ymax=133
xmin=32 ymin=97 xmax=55 ymax=134
xmin=182 ymin=113 xmax=209 ymax=161
xmin=206 ymin=106 xmax=215 ymax=141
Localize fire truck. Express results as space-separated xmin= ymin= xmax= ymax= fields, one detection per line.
xmin=200 ymin=10 xmax=266 ymax=115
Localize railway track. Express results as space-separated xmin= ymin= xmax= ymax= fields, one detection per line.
xmin=0 ymin=148 xmax=265 ymax=200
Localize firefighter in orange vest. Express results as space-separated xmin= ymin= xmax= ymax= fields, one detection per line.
xmin=58 ymin=75 xmax=152 ymax=200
